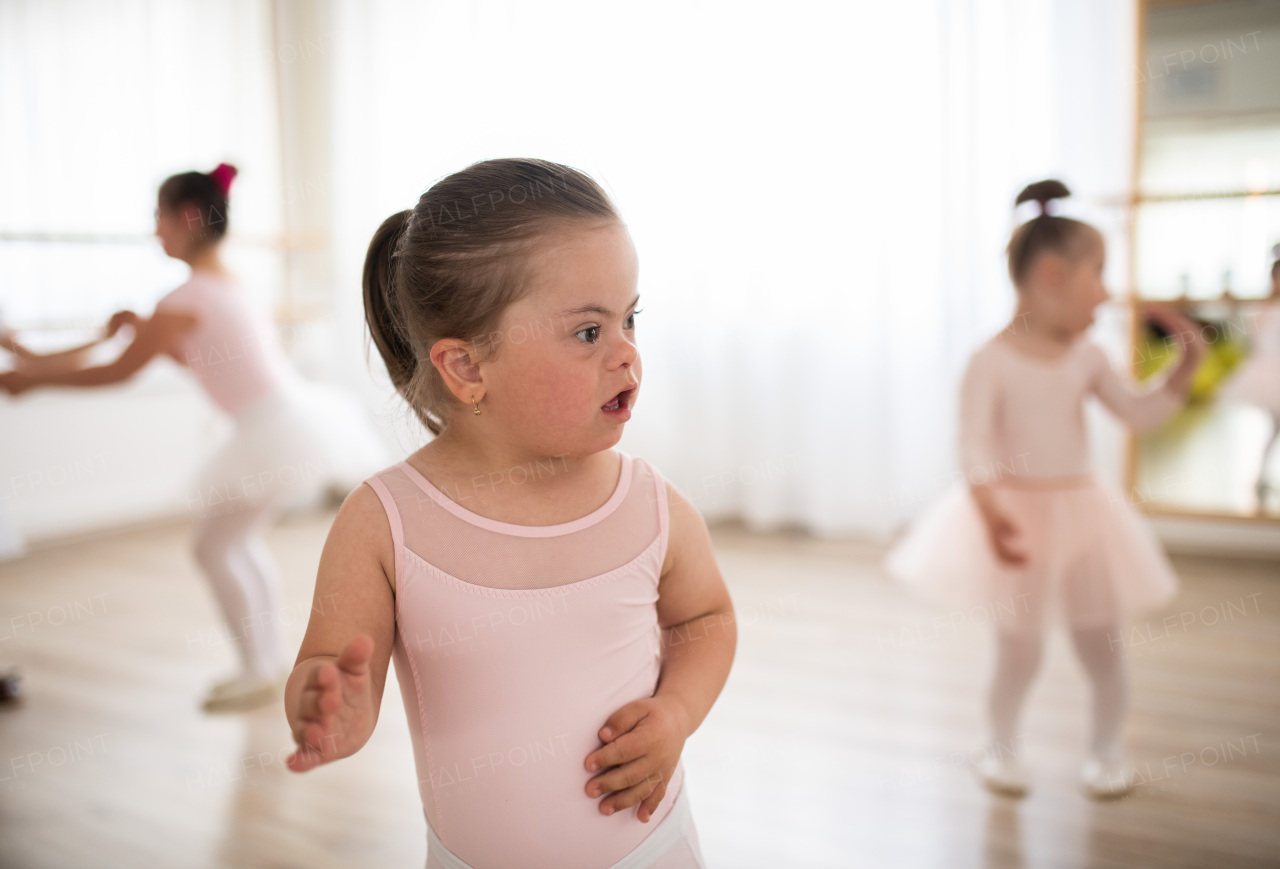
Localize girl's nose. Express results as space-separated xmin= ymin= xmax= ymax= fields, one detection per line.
xmin=612 ymin=332 xmax=639 ymax=369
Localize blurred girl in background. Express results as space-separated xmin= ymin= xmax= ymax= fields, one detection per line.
xmin=886 ymin=180 xmax=1204 ymax=799
xmin=1 ymin=164 xmax=384 ymax=712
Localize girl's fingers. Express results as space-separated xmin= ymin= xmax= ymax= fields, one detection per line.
xmin=297 ymin=684 xmax=324 ymax=719
xmin=636 ymin=780 xmax=669 ymax=823
xmin=287 ymin=743 xmax=323 ymax=773
xmin=298 ymin=674 xmax=339 ymax=720
xmin=287 ymin=722 xmax=330 ymax=773
xmin=290 ymin=718 xmax=312 ymax=747
xmin=315 ymin=661 xmax=338 ymax=689
xmin=300 ymin=721 xmax=324 ymax=751
xmin=586 ymin=753 xmax=656 ymax=800
xmin=337 ymin=634 xmax=375 ymax=676
xmin=585 ymin=729 xmax=646 ymax=775
xmin=319 ymin=679 xmax=342 ymax=714
xmin=999 ymin=540 xmax=1028 ymax=565
xmin=598 ymin=700 xmax=648 ymax=744
xmin=993 ymin=530 xmax=1028 ymax=565
xmin=597 ymin=770 xmax=662 ymax=816
xmin=585 ymin=701 xmax=650 ymax=772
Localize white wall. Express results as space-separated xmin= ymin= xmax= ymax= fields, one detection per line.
xmin=1 ymin=361 xmax=227 ymax=544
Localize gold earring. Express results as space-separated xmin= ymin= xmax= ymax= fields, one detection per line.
xmin=472 ymin=397 xmax=481 ymax=416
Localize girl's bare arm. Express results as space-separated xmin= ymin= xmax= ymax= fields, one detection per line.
xmin=285 ymin=483 xmax=398 ymax=771
xmin=0 ymin=311 xmax=196 ymax=391
xmin=583 ymin=480 xmax=736 ymax=821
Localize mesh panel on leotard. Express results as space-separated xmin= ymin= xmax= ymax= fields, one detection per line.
xmin=373 ymin=452 xmax=660 ymax=591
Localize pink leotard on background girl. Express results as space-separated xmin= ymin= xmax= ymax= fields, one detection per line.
xmin=363 ymin=450 xmax=706 ymax=869
xmin=151 ymin=273 xmax=386 ymax=506
xmin=154 ymin=273 xmax=294 ymax=416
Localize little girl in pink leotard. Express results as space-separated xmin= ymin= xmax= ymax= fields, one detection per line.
xmin=284 ymin=159 xmax=735 ymax=869
xmin=885 ymin=180 xmax=1204 ymax=800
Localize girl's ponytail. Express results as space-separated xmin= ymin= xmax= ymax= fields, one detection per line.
xmin=1014 ymin=179 xmax=1070 ymax=215
xmin=363 ymin=210 xmax=430 ymax=424
xmin=1006 ymin=178 xmax=1093 ymax=287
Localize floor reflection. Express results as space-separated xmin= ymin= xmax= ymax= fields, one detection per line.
xmin=983 ymin=796 xmax=1025 ymax=869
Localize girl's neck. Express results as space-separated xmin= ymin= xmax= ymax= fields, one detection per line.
xmin=182 ymin=244 xmax=229 ymax=279
xmin=1003 ymin=303 xmax=1083 ymax=356
xmin=421 ymin=426 xmax=597 ymax=482
xmin=413 ymin=426 xmax=619 ymax=524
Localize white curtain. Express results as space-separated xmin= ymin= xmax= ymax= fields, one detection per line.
xmin=0 ymin=0 xmax=283 ymax=329
xmin=324 ymin=0 xmax=1137 ymax=539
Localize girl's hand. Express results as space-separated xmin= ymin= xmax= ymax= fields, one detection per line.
xmin=971 ymin=486 xmax=1028 ymax=566
xmin=1142 ymin=301 xmax=1193 ymax=339
xmin=1142 ymin=302 xmax=1205 ymax=393
xmin=1143 ymin=303 xmax=1205 ymax=361
xmin=584 ymin=695 xmax=690 ymax=822
xmin=984 ymin=509 xmax=1030 ymax=566
xmin=286 ymin=634 xmax=377 ymax=773
xmin=0 ymin=371 xmax=31 ymax=395
xmin=106 ymin=309 xmax=141 ymax=338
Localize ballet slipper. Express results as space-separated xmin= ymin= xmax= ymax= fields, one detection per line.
xmin=976 ymin=754 xmax=1029 ymax=797
xmin=206 ymin=664 xmax=290 ymax=699
xmin=206 ymin=667 xmax=286 ymax=700
xmin=201 ymin=671 xmax=286 ymax=713
xmin=1080 ymin=756 xmax=1135 ymax=800
xmin=0 ymin=669 xmax=22 ymax=704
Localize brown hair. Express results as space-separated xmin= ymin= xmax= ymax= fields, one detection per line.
xmin=1006 ymin=179 xmax=1096 ymax=287
xmin=363 ymin=158 xmax=620 ymax=435
xmin=158 ymin=163 xmax=237 ymax=246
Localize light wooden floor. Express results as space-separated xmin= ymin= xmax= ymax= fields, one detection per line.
xmin=1 ymin=512 xmax=1277 ymax=869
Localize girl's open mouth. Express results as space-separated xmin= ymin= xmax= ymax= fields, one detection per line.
xmin=601 ymin=387 xmax=635 ymax=413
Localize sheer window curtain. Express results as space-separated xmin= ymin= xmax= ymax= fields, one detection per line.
xmin=0 ymin=0 xmax=284 ymax=330
xmin=324 ymin=0 xmax=1136 ymax=539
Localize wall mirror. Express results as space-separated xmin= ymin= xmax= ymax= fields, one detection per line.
xmin=1129 ymin=0 xmax=1280 ymax=521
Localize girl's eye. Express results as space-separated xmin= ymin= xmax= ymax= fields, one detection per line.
xmin=626 ymin=307 xmax=644 ymax=329
xmin=575 ymin=326 xmax=600 ymax=344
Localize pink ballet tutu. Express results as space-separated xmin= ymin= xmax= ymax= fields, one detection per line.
xmin=884 ymin=476 xmax=1179 ymax=634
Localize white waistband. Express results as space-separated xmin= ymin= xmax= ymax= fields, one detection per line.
xmin=425 ymin=784 xmax=693 ymax=869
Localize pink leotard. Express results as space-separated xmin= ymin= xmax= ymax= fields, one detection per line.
xmin=154 ymin=273 xmax=293 ymax=416
xmin=959 ymin=336 xmax=1183 ymax=479
xmin=363 ymin=451 xmax=704 ymax=869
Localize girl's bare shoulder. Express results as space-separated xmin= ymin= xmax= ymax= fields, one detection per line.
xmin=326 ymin=477 xmax=398 ymax=596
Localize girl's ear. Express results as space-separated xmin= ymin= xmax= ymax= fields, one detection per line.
xmin=179 ymin=203 xmax=205 ymax=233
xmin=430 ymin=337 xmax=485 ymax=402
xmin=1031 ymin=251 xmax=1067 ymax=288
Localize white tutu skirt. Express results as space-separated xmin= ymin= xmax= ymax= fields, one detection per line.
xmin=1218 ymin=355 xmax=1280 ymax=418
xmin=192 ymin=382 xmax=389 ymax=517
xmin=884 ymin=477 xmax=1179 ymax=634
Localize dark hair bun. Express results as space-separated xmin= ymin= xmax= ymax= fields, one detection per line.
xmin=210 ymin=163 xmax=239 ymax=196
xmin=1015 ymin=179 xmax=1070 ymax=214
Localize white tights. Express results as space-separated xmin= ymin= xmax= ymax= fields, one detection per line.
xmin=193 ymin=489 xmax=290 ymax=679
xmin=988 ymin=624 xmax=1127 ymax=763
xmin=1256 ymin=413 xmax=1280 ymax=502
